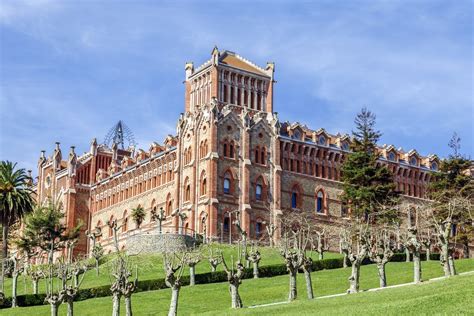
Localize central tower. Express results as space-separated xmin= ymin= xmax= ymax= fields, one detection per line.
xmin=184 ymin=47 xmax=275 ymax=114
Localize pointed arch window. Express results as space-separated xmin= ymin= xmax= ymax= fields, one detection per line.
xmin=256 ymin=184 xmax=263 ymax=201
xmin=200 ymin=172 xmax=207 ymax=196
xmin=316 ymin=191 xmax=324 ymax=213
xmin=184 ymin=177 xmax=191 ymax=201
xmin=223 ymin=173 xmax=231 ymax=194
xmin=291 ymin=192 xmax=298 ymax=209
xmin=122 ymin=210 xmax=128 ymax=232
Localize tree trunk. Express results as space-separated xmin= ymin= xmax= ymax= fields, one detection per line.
xmin=303 ymin=270 xmax=314 ymax=299
xmin=463 ymin=242 xmax=469 ymax=259
xmin=343 ymin=253 xmax=348 ymax=268
xmin=413 ymin=251 xmax=421 ymax=283
xmin=252 ymin=261 xmax=259 ymax=279
xmin=189 ymin=265 xmax=195 ymax=286
xmin=426 ymin=247 xmax=431 ymax=261
xmin=405 ymin=248 xmax=410 ymax=262
xmin=319 ymin=252 xmax=323 ymax=260
xmin=2 ymin=224 xmax=8 ymax=263
xmin=33 ymin=279 xmax=38 ymax=294
xmin=112 ymin=293 xmax=121 ymax=316
xmin=229 ymin=283 xmax=242 ymax=308
xmin=377 ymin=262 xmax=387 ymax=288
xmin=211 ymin=265 xmax=216 ymax=272
xmin=440 ymin=244 xmax=451 ymax=277
xmin=288 ymin=269 xmax=297 ymax=301
xmin=67 ymin=299 xmax=74 ymax=316
xmin=348 ymin=261 xmax=360 ymax=293
xmin=74 ymin=274 xmax=79 ymax=288
xmin=125 ymin=295 xmax=132 ymax=316
xmin=50 ymin=303 xmax=59 ymax=316
xmin=11 ymin=274 xmax=18 ymax=307
xmin=96 ymin=259 xmax=99 ymax=276
xmin=448 ymin=255 xmax=456 ymax=276
xmin=168 ymin=287 xmax=180 ymax=316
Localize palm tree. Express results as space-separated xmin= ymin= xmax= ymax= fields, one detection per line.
xmin=0 ymin=161 xmax=35 ymax=259
xmin=131 ymin=205 xmax=146 ymax=229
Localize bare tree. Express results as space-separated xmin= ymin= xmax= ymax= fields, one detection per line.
xmin=339 ymin=231 xmax=349 ymax=268
xmin=151 ymin=207 xmax=167 ymax=234
xmin=86 ymin=226 xmax=102 ymax=258
xmin=312 ymin=228 xmax=329 ymax=260
xmin=57 ymin=258 xmax=86 ymax=316
xmin=421 ymin=230 xmax=433 ymax=261
xmin=369 ymin=229 xmax=394 ymax=287
xmin=221 ymin=248 xmax=245 ymax=309
xmin=163 ymin=253 xmax=186 ymax=316
xmin=185 ymin=250 xmax=201 ymax=286
xmin=405 ymin=226 xmax=422 ymax=283
xmin=9 ymin=254 xmax=24 ymax=308
xmin=246 ymin=243 xmax=261 ymax=279
xmin=109 ymin=254 xmax=137 ymax=316
xmin=280 ymin=214 xmax=312 ymax=301
xmin=208 ymin=248 xmax=222 ymax=272
xmin=27 ymin=264 xmax=45 ymax=294
xmin=92 ymin=244 xmax=104 ymax=276
xmin=340 ymin=223 xmax=370 ymax=294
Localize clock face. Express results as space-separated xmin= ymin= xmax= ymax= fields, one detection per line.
xmin=293 ymin=130 xmax=301 ymax=139
xmin=388 ymin=152 xmax=396 ymax=161
xmin=410 ymin=157 xmax=417 ymax=166
xmin=431 ymin=162 xmax=438 ymax=170
xmin=342 ymin=142 xmax=349 ymax=151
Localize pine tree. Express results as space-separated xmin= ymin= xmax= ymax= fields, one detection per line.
xmin=341 ymin=108 xmax=397 ymax=221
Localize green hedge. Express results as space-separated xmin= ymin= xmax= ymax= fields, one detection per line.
xmin=0 ymin=253 xmax=440 ymax=309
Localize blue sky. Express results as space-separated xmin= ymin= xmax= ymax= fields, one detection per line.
xmin=0 ymin=0 xmax=472 ymax=174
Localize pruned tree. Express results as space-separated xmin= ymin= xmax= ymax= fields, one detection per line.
xmin=421 ymin=230 xmax=433 ymax=261
xmin=8 ymin=253 xmax=24 ymax=308
xmin=312 ymin=228 xmax=329 ymax=260
xmin=131 ymin=205 xmax=146 ymax=229
xmin=369 ymin=229 xmax=394 ymax=287
xmin=185 ymin=250 xmax=201 ymax=286
xmin=151 ymin=207 xmax=167 ymax=234
xmin=406 ymin=225 xmax=422 ymax=283
xmin=56 ymin=258 xmax=86 ymax=316
xmin=246 ymin=243 xmax=261 ymax=279
xmin=340 ymin=222 xmax=370 ymax=294
xmin=86 ymin=226 xmax=102 ymax=258
xmin=208 ymin=248 xmax=222 ymax=272
xmin=264 ymin=221 xmax=276 ymax=248
xmin=339 ymin=231 xmax=349 ymax=268
xmin=27 ymin=264 xmax=45 ymax=294
xmin=163 ymin=253 xmax=186 ymax=316
xmin=109 ymin=254 xmax=137 ymax=316
xmin=221 ymin=247 xmax=245 ymax=309
xmin=108 ymin=219 xmax=122 ymax=252
xmin=280 ymin=214 xmax=312 ymax=301
xmin=92 ymin=244 xmax=104 ymax=276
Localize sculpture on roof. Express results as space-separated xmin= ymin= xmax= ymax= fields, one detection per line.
xmin=103 ymin=120 xmax=137 ymax=150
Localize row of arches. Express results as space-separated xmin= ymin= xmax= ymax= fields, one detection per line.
xmin=290 ymin=185 xmax=328 ymax=214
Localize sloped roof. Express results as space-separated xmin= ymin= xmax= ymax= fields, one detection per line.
xmin=219 ymin=51 xmax=267 ymax=76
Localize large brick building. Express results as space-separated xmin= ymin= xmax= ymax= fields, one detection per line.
xmin=34 ymin=48 xmax=442 ymax=255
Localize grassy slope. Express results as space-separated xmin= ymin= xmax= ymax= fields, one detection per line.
xmin=2 ymin=245 xmax=341 ymax=296
xmin=2 ymin=258 xmax=473 ymax=316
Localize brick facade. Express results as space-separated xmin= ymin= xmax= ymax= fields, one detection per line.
xmin=34 ymin=48 xmax=444 ymax=256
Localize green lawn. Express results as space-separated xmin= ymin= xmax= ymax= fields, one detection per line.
xmin=1 ymin=258 xmax=472 ymax=315
xmin=2 ymin=244 xmax=341 ymax=297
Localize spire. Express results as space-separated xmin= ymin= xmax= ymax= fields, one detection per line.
xmin=68 ymin=146 xmax=77 ymax=177
xmin=211 ymin=46 xmax=219 ymax=66
xmin=90 ymin=138 xmax=98 ymax=155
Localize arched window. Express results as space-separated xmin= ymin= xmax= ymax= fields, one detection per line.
xmin=256 ymin=184 xmax=263 ymax=201
xmin=166 ymin=193 xmax=173 ymax=216
xmin=255 ymin=220 xmax=263 ymax=237
xmin=316 ymin=191 xmax=324 ymax=213
xmin=223 ymin=215 xmax=230 ymax=231
xmin=223 ymin=172 xmax=231 ymax=194
xmin=223 ymin=142 xmax=228 ymax=157
xmin=255 ymin=146 xmax=260 ymax=164
xmin=200 ymin=172 xmax=207 ymax=196
xmin=183 ymin=177 xmax=190 ymax=202
xmin=122 ymin=210 xmax=128 ymax=232
xmin=229 ymin=142 xmax=234 ymax=158
xmin=261 ymin=147 xmax=266 ymax=165
xmin=108 ymin=216 xmax=114 ymax=237
xmin=291 ymin=192 xmax=298 ymax=208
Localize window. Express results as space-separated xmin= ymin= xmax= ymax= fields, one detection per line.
xmin=223 ymin=216 xmax=230 ymax=231
xmin=342 ymin=142 xmax=350 ymax=151
xmin=256 ymin=221 xmax=262 ymax=237
xmin=410 ymin=156 xmax=417 ymax=166
xmin=255 ymin=146 xmax=260 ymax=164
xmin=223 ymin=143 xmax=228 ymax=157
xmin=184 ymin=177 xmax=191 ymax=201
xmin=388 ymin=152 xmax=396 ymax=162
xmin=261 ymin=147 xmax=266 ymax=165
xmin=291 ymin=191 xmax=298 ymax=208
xmin=316 ymin=191 xmax=324 ymax=213
xmin=223 ymin=172 xmax=231 ymax=194
xmin=229 ymin=142 xmax=234 ymax=158
xmin=256 ymin=184 xmax=263 ymax=201
xmin=319 ymin=136 xmax=326 ymax=145
xmin=431 ymin=162 xmax=438 ymax=171
xmin=201 ymin=178 xmax=207 ymax=196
